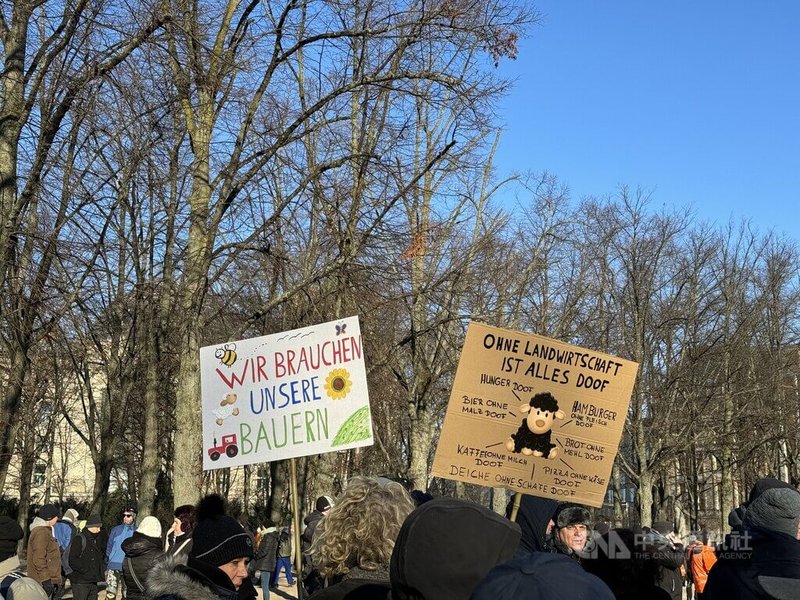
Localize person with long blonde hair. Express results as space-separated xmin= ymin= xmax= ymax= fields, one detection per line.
xmin=309 ymin=476 xmax=415 ymax=599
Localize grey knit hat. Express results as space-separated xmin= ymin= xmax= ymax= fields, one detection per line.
xmin=743 ymin=487 xmax=800 ymax=538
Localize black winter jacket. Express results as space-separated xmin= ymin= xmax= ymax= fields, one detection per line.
xmin=253 ymin=529 xmax=278 ymax=572
xmin=122 ymin=532 xmax=164 ymax=600
xmin=704 ymin=527 xmax=800 ymax=600
xmin=68 ymin=530 xmax=106 ymax=584
xmin=0 ymin=516 xmax=23 ymax=563
xmin=147 ymin=554 xmax=257 ymax=600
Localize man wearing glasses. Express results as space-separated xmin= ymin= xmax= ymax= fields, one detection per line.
xmin=106 ymin=508 xmax=137 ymax=600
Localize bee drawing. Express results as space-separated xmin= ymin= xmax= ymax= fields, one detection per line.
xmin=215 ymin=343 xmax=238 ymax=367
xmin=335 ymin=322 xmax=347 ymax=336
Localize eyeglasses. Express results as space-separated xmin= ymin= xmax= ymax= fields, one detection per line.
xmin=123 ymin=513 xmax=134 ymax=518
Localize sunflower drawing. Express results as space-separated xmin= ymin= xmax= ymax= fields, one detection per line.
xmin=324 ymin=368 xmax=353 ymax=400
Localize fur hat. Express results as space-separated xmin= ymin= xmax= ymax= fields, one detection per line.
xmin=38 ymin=505 xmax=59 ymax=521
xmin=63 ymin=508 xmax=79 ymax=523
xmin=554 ymin=504 xmax=591 ymax=529
xmin=138 ymin=516 xmax=162 ymax=539
xmin=190 ymin=495 xmax=253 ymax=567
xmin=315 ymin=495 xmax=334 ymax=512
xmin=8 ymin=577 xmax=48 ymax=600
xmin=85 ymin=514 xmax=102 ymax=528
xmin=744 ymin=487 xmax=800 ymax=538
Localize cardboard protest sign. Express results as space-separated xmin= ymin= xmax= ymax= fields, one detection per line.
xmin=200 ymin=316 xmax=373 ymax=470
xmin=431 ymin=322 xmax=638 ymax=507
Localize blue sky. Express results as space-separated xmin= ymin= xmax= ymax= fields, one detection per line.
xmin=493 ymin=1 xmax=799 ymax=241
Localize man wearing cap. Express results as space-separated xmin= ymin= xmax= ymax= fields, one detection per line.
xmin=69 ymin=514 xmax=106 ymax=600
xmin=147 ymin=494 xmax=255 ymax=600
xmin=301 ymin=495 xmax=334 ymax=595
xmin=549 ymin=504 xmax=591 ymax=562
xmin=106 ymin=508 xmax=136 ymax=600
xmin=27 ymin=505 xmax=62 ymax=599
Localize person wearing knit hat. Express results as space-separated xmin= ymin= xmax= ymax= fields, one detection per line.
xmin=122 ymin=517 xmax=164 ymax=600
xmin=705 ymin=486 xmax=800 ymax=599
xmin=68 ymin=515 xmax=104 ymax=600
xmin=147 ymin=494 xmax=255 ymax=600
xmin=7 ymin=576 xmax=49 ymax=600
xmin=27 ymin=507 xmax=61 ymax=599
xmin=0 ymin=515 xmax=24 ymax=575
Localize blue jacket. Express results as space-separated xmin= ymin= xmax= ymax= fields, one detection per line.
xmin=53 ymin=520 xmax=76 ymax=550
xmin=106 ymin=523 xmax=136 ymax=570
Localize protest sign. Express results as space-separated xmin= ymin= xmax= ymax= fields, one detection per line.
xmin=431 ymin=322 xmax=638 ymax=507
xmin=200 ymin=316 xmax=373 ymax=470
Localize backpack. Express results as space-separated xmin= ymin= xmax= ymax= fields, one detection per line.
xmin=61 ymin=531 xmax=86 ymax=576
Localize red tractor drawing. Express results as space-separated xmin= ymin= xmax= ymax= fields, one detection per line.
xmin=208 ymin=434 xmax=238 ymax=461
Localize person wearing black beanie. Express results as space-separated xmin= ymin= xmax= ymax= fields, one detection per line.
xmin=146 ymin=495 xmax=255 ymax=600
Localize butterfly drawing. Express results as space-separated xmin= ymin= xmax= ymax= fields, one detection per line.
xmin=335 ymin=322 xmax=347 ymax=336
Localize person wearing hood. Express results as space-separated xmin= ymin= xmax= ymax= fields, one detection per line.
xmin=302 ymin=495 xmax=334 ymax=596
xmin=719 ymin=477 xmax=796 ymax=554
xmin=146 ymin=494 xmax=256 ymax=600
xmin=550 ymin=504 xmax=592 ymax=562
xmin=68 ymin=514 xmax=106 ymax=600
xmin=121 ymin=516 xmax=164 ymax=600
xmin=0 ymin=515 xmax=24 ymax=579
xmin=53 ymin=509 xmax=78 ymax=553
xmin=704 ymin=486 xmax=800 ymax=599
xmin=307 ymin=477 xmax=414 ymax=600
xmin=253 ymin=520 xmax=279 ymax=600
xmin=471 ymin=552 xmax=614 ymax=600
xmin=508 ymin=495 xmax=559 ymax=558
xmin=390 ymin=496 xmax=521 ymax=600
xmin=686 ymin=531 xmax=716 ymax=599
xmin=27 ymin=505 xmax=62 ymax=599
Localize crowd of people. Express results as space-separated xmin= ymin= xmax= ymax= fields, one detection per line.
xmin=0 ymin=475 xmax=798 ymax=600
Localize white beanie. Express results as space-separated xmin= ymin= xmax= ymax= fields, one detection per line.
xmin=137 ymin=515 xmax=162 ymax=539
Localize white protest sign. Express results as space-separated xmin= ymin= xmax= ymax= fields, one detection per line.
xmin=200 ymin=316 xmax=373 ymax=470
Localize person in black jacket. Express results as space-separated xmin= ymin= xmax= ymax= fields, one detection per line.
xmin=507 ymin=494 xmax=559 ymax=558
xmin=122 ymin=516 xmax=164 ymax=600
xmin=146 ymin=495 xmax=256 ymax=600
xmin=704 ymin=487 xmax=800 ymax=600
xmin=0 ymin=515 xmax=24 ymax=576
xmin=253 ymin=522 xmax=279 ymax=600
xmin=69 ymin=514 xmax=106 ymax=600
xmin=644 ymin=522 xmax=685 ymax=600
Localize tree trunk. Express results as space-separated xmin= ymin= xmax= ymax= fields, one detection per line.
xmin=407 ymin=412 xmax=434 ymax=491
